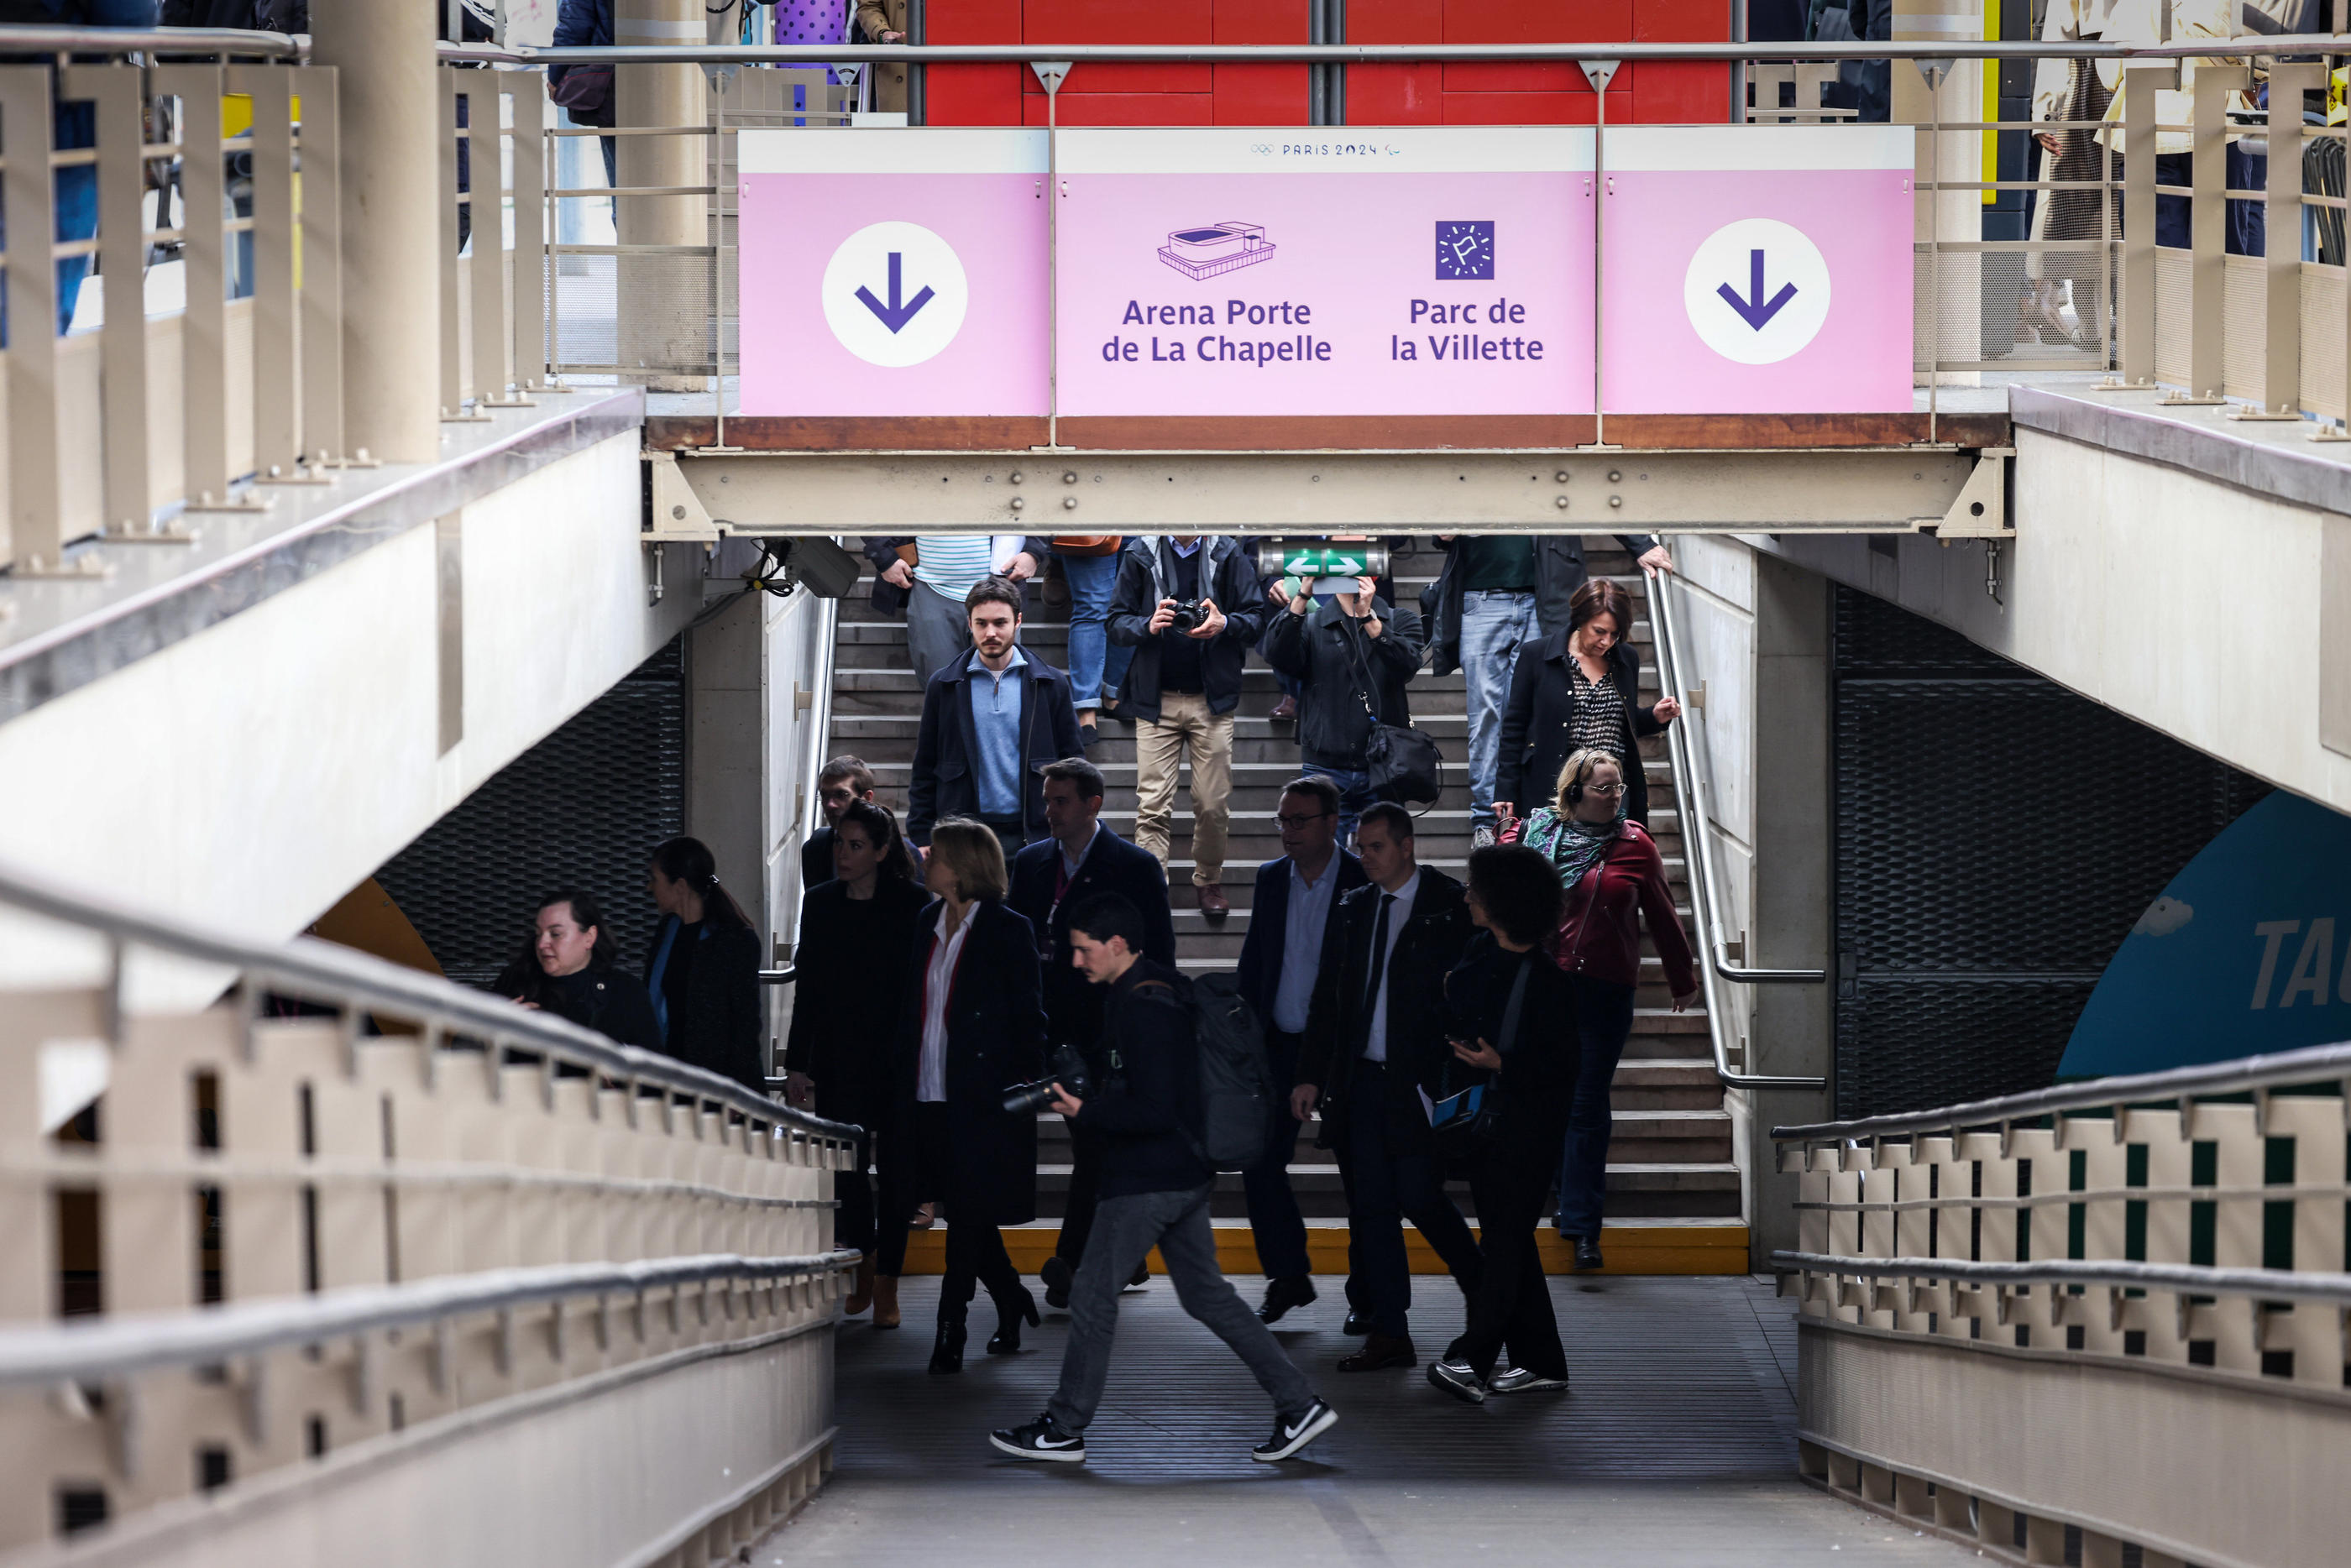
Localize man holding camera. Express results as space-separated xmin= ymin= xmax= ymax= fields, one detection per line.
xmin=1107 ymin=535 xmax=1266 ymax=921
xmin=990 ymin=894 xmax=1338 ymax=1466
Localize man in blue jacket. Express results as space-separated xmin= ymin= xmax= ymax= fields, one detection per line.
xmin=1233 ymin=774 xmax=1365 ymax=1323
xmin=1009 ymin=758 xmax=1176 ymax=1306
xmin=907 ymin=577 xmax=1083 ymax=860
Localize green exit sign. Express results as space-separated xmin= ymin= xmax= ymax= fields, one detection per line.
xmin=1280 ymin=546 xmax=1371 ymax=577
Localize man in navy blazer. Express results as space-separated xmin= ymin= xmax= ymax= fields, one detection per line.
xmin=1233 ymin=774 xmax=1367 ymax=1324
xmin=1010 ymin=757 xmax=1176 ymax=1307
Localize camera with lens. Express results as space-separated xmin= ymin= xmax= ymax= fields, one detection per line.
xmin=1165 ymin=598 xmax=1208 ymax=634
xmin=1003 ymin=1044 xmax=1093 ymax=1116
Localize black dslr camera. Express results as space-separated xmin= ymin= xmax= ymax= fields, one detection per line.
xmin=1165 ymin=598 xmax=1209 ymax=634
xmin=1003 ymin=1045 xmax=1093 ymax=1116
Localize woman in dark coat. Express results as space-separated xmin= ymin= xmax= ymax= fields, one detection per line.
xmin=1493 ymin=577 xmax=1683 ymax=830
xmin=643 ymin=837 xmax=766 ymax=1094
xmin=783 ymin=800 xmax=926 ymax=1326
xmin=878 ymin=818 xmax=1046 ymax=1375
xmin=1427 ymin=846 xmax=1580 ymax=1404
xmin=492 ymin=890 xmax=661 ymax=1050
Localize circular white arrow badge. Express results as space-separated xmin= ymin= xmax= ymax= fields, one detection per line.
xmin=1682 ymin=217 xmax=1831 ymax=366
xmin=821 ymin=220 xmax=969 ymax=368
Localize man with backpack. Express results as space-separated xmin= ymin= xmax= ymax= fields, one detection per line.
xmin=990 ymin=894 xmax=1338 ymax=1466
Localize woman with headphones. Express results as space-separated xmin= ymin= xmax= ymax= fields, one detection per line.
xmin=1499 ymin=748 xmax=1699 ymax=1273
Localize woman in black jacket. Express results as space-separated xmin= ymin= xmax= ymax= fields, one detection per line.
xmin=1427 ymin=846 xmax=1581 ymax=1404
xmin=1493 ymin=578 xmax=1683 ymax=830
xmin=783 ymin=800 xmax=926 ymax=1325
xmin=879 ymin=818 xmax=1048 ymax=1375
xmin=491 ymin=890 xmax=662 ymax=1050
xmin=643 ymin=837 xmax=766 ymax=1093
xmin=1259 ymin=574 xmax=1427 ymax=844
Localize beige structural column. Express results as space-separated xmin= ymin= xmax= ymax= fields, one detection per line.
xmin=616 ymin=0 xmax=709 ymax=390
xmin=310 ymin=0 xmax=440 ymax=463
xmin=1893 ymin=0 xmax=1983 ymax=387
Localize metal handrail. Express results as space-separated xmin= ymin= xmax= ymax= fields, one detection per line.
xmin=1772 ymin=1037 xmax=2351 ymax=1144
xmin=1643 ymin=549 xmax=1827 ymax=1091
xmin=1769 ymin=1249 xmax=2351 ymax=1307
xmin=0 ymin=857 xmax=858 ymax=1142
xmin=442 ymin=35 xmax=2351 ymax=66
xmin=0 ymin=24 xmax=301 ymax=56
xmin=0 ymin=1251 xmax=862 ymax=1388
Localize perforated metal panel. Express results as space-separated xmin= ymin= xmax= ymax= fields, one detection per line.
xmin=1830 ymin=588 xmax=2267 ymax=1117
xmin=375 ymin=638 xmax=689 ymax=990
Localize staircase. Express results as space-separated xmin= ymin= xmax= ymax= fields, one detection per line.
xmin=825 ymin=540 xmax=1741 ymax=1268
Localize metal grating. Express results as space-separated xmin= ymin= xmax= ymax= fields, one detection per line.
xmin=1830 ymin=588 xmax=2267 ymax=1118
xmin=374 ymin=637 xmax=688 ymax=990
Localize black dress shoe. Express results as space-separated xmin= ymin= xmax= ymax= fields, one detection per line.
xmin=1341 ymin=1309 xmax=1370 ymax=1337
xmin=1124 ymin=1258 xmax=1151 ymax=1290
xmin=929 ymin=1320 xmax=968 ymax=1375
xmin=1572 ymin=1235 xmax=1605 ymax=1273
xmin=987 ymin=1286 xmax=1041 ymax=1354
xmin=1336 ymin=1333 xmax=1416 ymax=1372
xmin=1257 ymin=1275 xmax=1317 ymax=1325
xmin=1039 ymin=1255 xmax=1073 ymax=1311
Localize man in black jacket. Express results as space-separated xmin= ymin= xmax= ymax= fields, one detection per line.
xmin=1259 ymin=576 xmax=1426 ymax=848
xmin=1233 ymin=774 xmax=1366 ymax=1323
xmin=1009 ymin=759 xmax=1176 ymax=1305
xmin=1107 ymin=535 xmax=1267 ymax=919
xmin=907 ymin=578 xmax=1084 ymax=857
xmin=1423 ymin=535 xmax=1673 ymax=846
xmin=989 ymin=896 xmax=1338 ymax=1466
xmin=1292 ymin=804 xmax=1481 ymax=1372
xmin=800 ymin=755 xmax=877 ymax=890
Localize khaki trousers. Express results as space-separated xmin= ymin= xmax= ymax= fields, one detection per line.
xmin=1133 ymin=692 xmax=1233 ymax=887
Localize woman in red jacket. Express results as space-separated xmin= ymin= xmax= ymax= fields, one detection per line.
xmin=1501 ymin=748 xmax=1699 ymax=1273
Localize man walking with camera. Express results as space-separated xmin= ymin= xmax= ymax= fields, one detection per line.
xmin=1107 ymin=535 xmax=1265 ymax=921
xmin=990 ymin=894 xmax=1338 ymax=1466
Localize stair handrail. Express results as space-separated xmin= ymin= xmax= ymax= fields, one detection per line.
xmin=0 ymin=856 xmax=859 ymax=1143
xmin=1644 ymin=546 xmax=1827 ymax=1090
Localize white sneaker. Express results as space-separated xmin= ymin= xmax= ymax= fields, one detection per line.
xmin=1253 ymin=1398 xmax=1339 ymax=1461
xmin=1489 ymin=1366 xmax=1570 ymax=1394
xmin=1471 ymin=824 xmax=1498 ymax=849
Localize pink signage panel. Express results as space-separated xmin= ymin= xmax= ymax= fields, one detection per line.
xmin=1055 ymin=128 xmax=1595 ymax=419
xmin=1599 ymin=126 xmax=1914 ymax=415
xmin=736 ymin=129 xmax=1049 ymax=417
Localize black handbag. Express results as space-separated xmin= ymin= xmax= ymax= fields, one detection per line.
xmin=1338 ymin=615 xmax=1445 ymax=807
xmin=1430 ymin=961 xmax=1527 ymax=1157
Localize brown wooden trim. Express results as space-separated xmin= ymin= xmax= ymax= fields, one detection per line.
xmin=1606 ymin=412 xmax=2013 ymax=450
xmin=642 ymin=416 xmax=1052 ymax=451
xmin=1057 ymin=415 xmax=1602 ymax=450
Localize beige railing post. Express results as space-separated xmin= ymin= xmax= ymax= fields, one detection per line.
xmin=2118 ymin=64 xmax=2161 ymax=388
xmin=2170 ymin=64 xmax=2248 ymax=405
xmin=311 ymin=0 xmax=441 ymax=463
xmin=0 ymin=67 xmax=65 ymax=574
xmin=506 ymin=76 xmax=551 ymax=395
xmin=61 ymin=65 xmax=152 ymax=538
xmin=229 ymin=66 xmax=304 ymax=476
xmin=439 ymin=71 xmax=478 ymax=420
xmin=618 ymin=0 xmax=714 ymax=390
xmin=469 ymin=77 xmax=520 ymax=409
xmin=154 ymin=65 xmax=239 ymax=508
xmin=2242 ymin=63 xmax=2323 ymax=421
xmin=293 ymin=65 xmax=348 ymax=465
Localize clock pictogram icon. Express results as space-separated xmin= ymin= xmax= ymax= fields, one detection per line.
xmin=1434 ymin=220 xmax=1495 ymax=281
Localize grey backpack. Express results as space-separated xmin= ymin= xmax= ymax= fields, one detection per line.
xmin=1135 ymin=971 xmax=1275 ymax=1172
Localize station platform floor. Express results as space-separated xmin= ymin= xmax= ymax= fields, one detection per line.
xmin=765 ymin=1273 xmax=1977 ymax=1565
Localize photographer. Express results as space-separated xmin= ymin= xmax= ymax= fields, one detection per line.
xmin=989 ymin=895 xmax=1338 ymax=1467
xmin=1260 ymin=572 xmax=1426 ymax=849
xmin=1106 ymin=535 xmax=1267 ymax=920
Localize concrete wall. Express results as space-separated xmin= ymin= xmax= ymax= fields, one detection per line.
xmin=1757 ymin=427 xmax=2351 ymax=816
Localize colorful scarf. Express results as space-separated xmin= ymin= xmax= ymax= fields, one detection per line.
xmin=1519 ymin=805 xmax=1625 ymax=894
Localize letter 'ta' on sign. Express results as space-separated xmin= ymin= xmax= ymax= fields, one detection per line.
xmin=1681 ymin=217 xmax=1831 ymax=366
xmin=822 ymin=220 xmax=970 ymax=368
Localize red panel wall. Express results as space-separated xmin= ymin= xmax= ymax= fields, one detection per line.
xmin=925 ymin=0 xmax=1729 ymax=127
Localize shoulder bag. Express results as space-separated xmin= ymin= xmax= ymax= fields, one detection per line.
xmin=1429 ymin=959 xmax=1529 ymax=1156
xmin=1338 ymin=614 xmax=1444 ymax=807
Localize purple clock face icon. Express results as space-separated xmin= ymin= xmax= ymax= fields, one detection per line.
xmin=1435 ymin=221 xmax=1495 ymax=281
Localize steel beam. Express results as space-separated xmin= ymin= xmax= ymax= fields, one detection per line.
xmin=666 ymin=447 xmax=1987 ymax=536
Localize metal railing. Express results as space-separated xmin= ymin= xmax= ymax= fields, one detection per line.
xmin=1769 ymin=1039 xmax=2351 ymax=1564
xmin=0 ymin=851 xmax=859 ymax=1557
xmin=1645 ymin=549 xmax=1828 ymax=1091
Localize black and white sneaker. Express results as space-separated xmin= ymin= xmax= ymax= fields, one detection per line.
xmin=1489 ymin=1366 xmax=1570 ymax=1394
xmin=1253 ymin=1398 xmax=1339 ymax=1462
xmin=1426 ymin=1358 xmax=1487 ymax=1405
xmin=1039 ymin=1256 xmax=1073 ymax=1312
xmin=990 ymin=1413 xmax=1086 ymax=1464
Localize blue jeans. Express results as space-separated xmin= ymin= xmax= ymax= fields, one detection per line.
xmin=1058 ymin=551 xmax=1134 ymax=711
xmin=1555 ymin=978 xmax=1637 ymax=1238
xmin=2152 ymin=148 xmax=2265 ymax=257
xmin=1318 ymin=766 xmax=1376 ymax=849
xmin=1460 ymin=589 xmax=1542 ymax=829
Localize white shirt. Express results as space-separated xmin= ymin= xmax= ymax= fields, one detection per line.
xmin=1271 ymin=854 xmax=1343 ymax=1036
xmin=917 ymin=915 xmax=974 ymax=1102
xmin=1059 ymin=821 xmax=1101 ymax=881
xmin=1361 ymin=868 xmax=1423 ymax=1064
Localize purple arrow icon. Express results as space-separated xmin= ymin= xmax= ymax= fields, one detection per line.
xmin=1717 ymin=248 xmax=1798 ymax=331
xmin=855 ymin=252 xmax=936 ymax=334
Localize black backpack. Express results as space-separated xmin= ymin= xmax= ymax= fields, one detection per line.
xmin=1133 ymin=971 xmax=1275 ymax=1172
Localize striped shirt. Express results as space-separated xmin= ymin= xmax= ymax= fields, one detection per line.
xmin=912 ymin=536 xmax=1027 ymax=601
